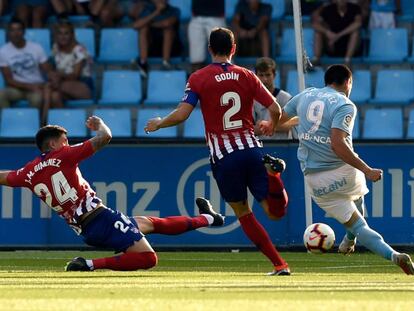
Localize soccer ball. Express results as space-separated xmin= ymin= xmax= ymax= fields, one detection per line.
xmin=303 ymin=223 xmax=335 ymax=253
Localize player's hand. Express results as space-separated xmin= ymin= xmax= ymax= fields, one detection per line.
xmin=258 ymin=120 xmax=275 ymax=136
xmin=144 ymin=117 xmax=162 ymax=134
xmin=365 ymin=168 xmax=383 ymax=182
xmin=86 ymin=116 xmax=104 ymax=131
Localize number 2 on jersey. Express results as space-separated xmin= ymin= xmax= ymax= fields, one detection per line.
xmin=306 ymin=100 xmax=325 ymax=133
xmin=33 ymin=171 xmax=78 ymax=212
xmin=221 ymin=91 xmax=242 ymax=130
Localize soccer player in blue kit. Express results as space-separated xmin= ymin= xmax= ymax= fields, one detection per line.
xmin=280 ymin=64 xmax=414 ymax=275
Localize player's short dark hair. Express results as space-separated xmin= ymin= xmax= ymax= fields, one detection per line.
xmin=324 ymin=64 xmax=352 ymax=86
xmin=209 ymin=27 xmax=234 ymax=56
xmin=35 ymin=125 xmax=67 ymax=152
xmin=7 ymin=17 xmax=25 ymax=32
xmin=255 ymin=57 xmax=277 ymax=75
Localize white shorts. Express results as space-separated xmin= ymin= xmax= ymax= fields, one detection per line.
xmin=369 ymin=12 xmax=396 ymax=29
xmin=188 ymin=16 xmax=226 ymax=64
xmin=305 ymin=164 xmax=369 ymax=223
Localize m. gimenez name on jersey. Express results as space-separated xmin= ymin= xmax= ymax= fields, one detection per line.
xmin=182 ymin=62 xmax=276 ymax=160
xmin=6 ymin=141 xmax=101 ymax=232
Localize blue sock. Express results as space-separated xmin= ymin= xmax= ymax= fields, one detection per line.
xmin=348 ymin=217 xmax=395 ymax=261
xmin=346 ymin=197 xmax=365 ymax=241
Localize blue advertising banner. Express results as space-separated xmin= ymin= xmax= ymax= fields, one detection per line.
xmin=0 ymin=142 xmax=413 ymax=247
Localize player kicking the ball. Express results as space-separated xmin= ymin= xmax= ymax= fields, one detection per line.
xmin=0 ymin=116 xmax=224 ymax=271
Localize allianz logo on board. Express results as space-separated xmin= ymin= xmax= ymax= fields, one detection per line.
xmin=1 ymin=166 xmax=414 ymax=223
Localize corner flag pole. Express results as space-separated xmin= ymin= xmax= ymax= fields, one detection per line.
xmin=292 ymin=0 xmax=313 ymax=226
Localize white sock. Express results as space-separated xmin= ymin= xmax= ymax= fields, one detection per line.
xmin=201 ymin=214 xmax=214 ymax=225
xmin=86 ymin=259 xmax=94 ymax=270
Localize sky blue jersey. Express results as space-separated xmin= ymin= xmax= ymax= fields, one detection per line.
xmin=284 ymin=86 xmax=357 ymax=174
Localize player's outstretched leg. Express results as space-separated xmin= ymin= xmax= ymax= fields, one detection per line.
xmin=262 ymin=154 xmax=288 ymax=219
xmin=65 ymin=257 xmax=90 ymax=271
xmin=393 ymin=253 xmax=414 ymax=275
xmin=196 ymin=197 xmax=225 ymax=226
xmin=145 ymin=198 xmax=224 ymax=235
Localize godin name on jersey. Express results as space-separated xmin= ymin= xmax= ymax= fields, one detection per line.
xmin=214 ymin=72 xmax=239 ymax=82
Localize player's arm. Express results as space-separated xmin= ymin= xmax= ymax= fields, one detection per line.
xmin=331 ymin=129 xmax=382 ymax=182
xmin=275 ymin=116 xmax=299 ymax=132
xmin=0 ymin=170 xmax=12 ymax=186
xmin=145 ymin=102 xmax=194 ymax=132
xmin=86 ymin=116 xmax=112 ymax=152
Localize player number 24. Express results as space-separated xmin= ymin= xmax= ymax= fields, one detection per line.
xmin=33 ymin=171 xmax=79 ymax=212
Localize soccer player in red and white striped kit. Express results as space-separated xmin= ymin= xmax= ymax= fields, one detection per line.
xmin=0 ymin=116 xmax=224 ymax=271
xmin=145 ymin=27 xmax=290 ymax=275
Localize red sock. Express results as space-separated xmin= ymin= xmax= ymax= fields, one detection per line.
xmin=239 ymin=212 xmax=287 ymax=268
xmin=92 ymin=252 xmax=157 ymax=271
xmin=267 ymin=172 xmax=288 ymax=218
xmin=147 ymin=216 xmax=209 ymax=235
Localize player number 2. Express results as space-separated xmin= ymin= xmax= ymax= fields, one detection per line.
xmin=221 ymin=91 xmax=242 ymax=130
xmin=306 ymin=100 xmax=325 ymax=133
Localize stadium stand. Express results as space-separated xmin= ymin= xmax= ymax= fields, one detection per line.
xmin=363 ymin=108 xmax=404 ymax=139
xmin=369 ymin=70 xmax=414 ymax=106
xmin=74 ymin=28 xmax=96 ymax=59
xmin=98 ymin=28 xmax=139 ymax=64
xmin=25 ymin=28 xmax=51 ymax=56
xmin=94 ymin=108 xmax=132 ymax=137
xmin=144 ymin=70 xmax=187 ymax=106
xmin=364 ymin=28 xmax=408 ymax=64
xmin=183 ymin=108 xmax=205 ymax=138
xmin=349 ymin=70 xmax=371 ymax=105
xmin=98 ymin=70 xmax=142 ymax=106
xmin=0 ymin=108 xmax=39 ymax=138
xmin=353 ymin=113 xmax=360 ymax=139
xmin=276 ymin=28 xmax=314 ymax=64
xmin=136 ymin=108 xmax=177 ymax=138
xmin=286 ymin=68 xmax=324 ymax=96
xmin=48 ymin=109 xmax=87 ymax=137
xmin=407 ymin=110 xmax=414 ymax=139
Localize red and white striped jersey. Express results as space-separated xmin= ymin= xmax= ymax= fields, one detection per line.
xmin=183 ymin=62 xmax=275 ymax=159
xmin=7 ymin=141 xmax=100 ymax=232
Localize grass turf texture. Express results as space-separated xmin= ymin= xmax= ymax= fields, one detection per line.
xmin=0 ymin=251 xmax=413 ymax=311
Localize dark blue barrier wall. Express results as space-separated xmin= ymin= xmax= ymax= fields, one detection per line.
xmin=0 ymin=142 xmax=413 ymax=247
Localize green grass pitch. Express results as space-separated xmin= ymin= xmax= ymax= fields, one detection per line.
xmin=0 ymin=250 xmax=413 ymax=311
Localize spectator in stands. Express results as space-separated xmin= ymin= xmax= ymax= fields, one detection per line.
xmin=253 ymin=57 xmax=297 ymax=139
xmin=312 ymin=0 xmax=363 ymax=65
xmin=232 ymin=0 xmax=272 ymax=58
xmin=301 ymin=0 xmax=327 ymax=16
xmin=132 ymin=0 xmax=181 ymax=73
xmin=189 ymin=0 xmax=225 ymax=72
xmin=369 ymin=0 xmax=401 ymax=29
xmin=46 ymin=21 xmax=93 ymax=111
xmin=69 ymin=0 xmax=118 ymax=26
xmin=0 ymin=18 xmax=53 ymax=111
xmin=0 ymin=0 xmax=8 ymax=16
xmin=50 ymin=0 xmax=74 ymax=20
xmin=12 ymin=0 xmax=50 ymax=28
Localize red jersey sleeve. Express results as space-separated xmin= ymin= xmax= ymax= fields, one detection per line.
xmin=60 ymin=140 xmax=95 ymax=165
xmin=249 ymin=71 xmax=275 ymax=108
xmin=6 ymin=168 xmax=27 ymax=187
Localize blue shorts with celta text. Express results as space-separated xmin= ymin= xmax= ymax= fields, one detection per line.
xmin=81 ymin=207 xmax=143 ymax=253
xmin=210 ymin=147 xmax=268 ymax=203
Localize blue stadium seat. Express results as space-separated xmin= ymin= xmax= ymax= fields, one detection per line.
xmin=93 ymin=108 xmax=132 ymax=137
xmin=362 ymin=108 xmax=403 ymax=139
xmin=98 ymin=70 xmax=142 ymax=106
xmin=406 ymin=37 xmax=414 ymax=63
xmin=169 ymin=0 xmax=191 ymax=21
xmin=398 ymin=0 xmax=414 ymax=21
xmin=136 ymin=108 xmax=177 ymax=137
xmin=25 ymin=28 xmax=51 ymax=56
xmin=47 ymin=109 xmax=87 ymax=137
xmin=369 ymin=70 xmax=414 ymax=105
xmin=98 ymin=28 xmax=138 ymax=64
xmin=352 ymin=113 xmax=360 ymax=139
xmin=144 ymin=70 xmax=187 ymax=106
xmin=183 ymin=108 xmax=204 ymax=138
xmin=225 ymin=0 xmax=238 ymax=20
xmin=0 ymin=29 xmax=5 ymax=46
xmin=349 ymin=70 xmax=371 ymax=104
xmin=74 ymin=28 xmax=95 ymax=58
xmin=364 ymin=28 xmax=408 ymax=63
xmin=0 ymin=108 xmax=39 ymax=137
xmin=286 ymin=68 xmax=324 ymax=96
xmin=277 ymin=28 xmax=314 ymax=63
xmin=407 ymin=109 xmax=414 ymax=139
